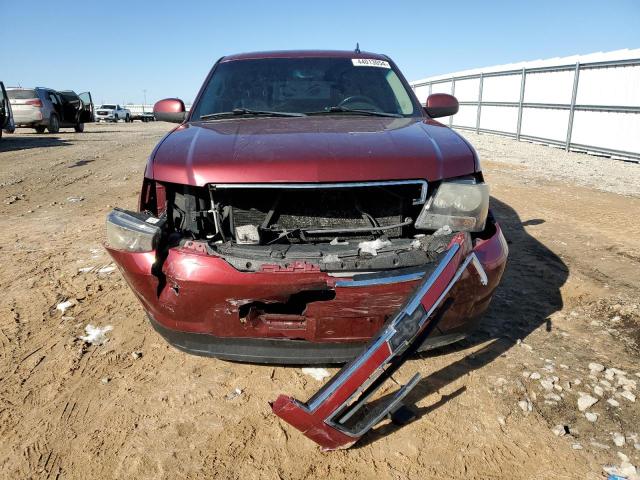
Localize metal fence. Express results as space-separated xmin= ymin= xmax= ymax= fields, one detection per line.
xmin=124 ymin=103 xmax=192 ymax=114
xmin=411 ymin=58 xmax=640 ymax=162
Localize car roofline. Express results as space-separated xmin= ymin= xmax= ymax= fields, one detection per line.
xmin=220 ymin=50 xmax=390 ymax=62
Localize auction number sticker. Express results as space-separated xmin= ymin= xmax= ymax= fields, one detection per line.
xmin=352 ymin=58 xmax=391 ymax=68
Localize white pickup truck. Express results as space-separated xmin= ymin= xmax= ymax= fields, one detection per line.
xmin=95 ymin=104 xmax=131 ymax=123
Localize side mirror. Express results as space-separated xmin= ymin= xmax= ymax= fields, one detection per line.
xmin=154 ymin=98 xmax=186 ymax=123
xmin=424 ymin=93 xmax=459 ymax=118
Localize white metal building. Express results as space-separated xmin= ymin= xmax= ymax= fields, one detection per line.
xmin=410 ymin=49 xmax=640 ymax=161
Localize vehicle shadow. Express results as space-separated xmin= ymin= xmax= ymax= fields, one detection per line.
xmin=0 ymin=135 xmax=72 ymax=152
xmin=355 ymin=195 xmax=569 ymax=447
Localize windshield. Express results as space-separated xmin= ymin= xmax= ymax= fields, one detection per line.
xmin=191 ymin=57 xmax=418 ymax=119
xmin=7 ymin=89 xmax=37 ymax=100
xmin=100 ymin=104 xmax=116 ymax=109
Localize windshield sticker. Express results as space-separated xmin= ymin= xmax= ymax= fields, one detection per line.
xmin=352 ymin=58 xmax=391 ymax=68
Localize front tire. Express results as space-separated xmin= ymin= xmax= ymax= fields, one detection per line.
xmin=74 ymin=123 xmax=85 ymax=133
xmin=47 ymin=115 xmax=59 ymax=133
xmin=126 ymin=115 xmax=131 ymax=123
xmin=113 ymin=114 xmax=118 ymax=123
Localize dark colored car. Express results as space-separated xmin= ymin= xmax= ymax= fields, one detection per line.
xmin=105 ymin=50 xmax=508 ymax=364
xmin=8 ymin=87 xmax=94 ymax=133
xmin=0 ymin=82 xmax=15 ymax=139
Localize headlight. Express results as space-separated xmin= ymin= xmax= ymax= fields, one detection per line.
xmin=415 ymin=179 xmax=489 ymax=232
xmin=106 ymin=209 xmax=162 ymax=252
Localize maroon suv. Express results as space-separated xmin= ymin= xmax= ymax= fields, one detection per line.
xmin=105 ymin=50 xmax=508 ymax=364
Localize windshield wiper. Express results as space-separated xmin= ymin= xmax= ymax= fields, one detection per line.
xmin=200 ymin=108 xmax=305 ymax=120
xmin=307 ymin=106 xmax=402 ymax=118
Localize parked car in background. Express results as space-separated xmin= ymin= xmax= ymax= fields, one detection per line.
xmin=0 ymin=82 xmax=15 ymax=139
xmin=95 ymin=104 xmax=131 ymax=123
xmin=7 ymin=87 xmax=94 ymax=133
xmin=131 ymin=111 xmax=155 ymax=122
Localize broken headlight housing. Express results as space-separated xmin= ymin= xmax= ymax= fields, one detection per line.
xmin=106 ymin=209 xmax=162 ymax=252
xmin=415 ymin=178 xmax=489 ymax=232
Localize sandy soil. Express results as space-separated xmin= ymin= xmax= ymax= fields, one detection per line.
xmin=0 ymin=123 xmax=639 ymax=479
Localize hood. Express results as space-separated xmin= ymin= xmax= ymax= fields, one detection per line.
xmin=149 ymin=116 xmax=475 ymax=185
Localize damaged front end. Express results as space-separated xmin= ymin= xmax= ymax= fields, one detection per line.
xmin=105 ymin=175 xmax=506 ymax=364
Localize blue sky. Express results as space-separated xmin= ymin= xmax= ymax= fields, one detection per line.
xmin=1 ymin=0 xmax=638 ymax=105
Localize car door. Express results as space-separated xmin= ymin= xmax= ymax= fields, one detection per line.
xmin=47 ymin=91 xmax=64 ymax=122
xmin=58 ymin=91 xmax=80 ymax=125
xmin=0 ymin=82 xmax=7 ymax=129
xmin=78 ymin=92 xmax=94 ymax=123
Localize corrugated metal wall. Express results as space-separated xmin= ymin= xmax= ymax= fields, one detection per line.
xmin=410 ymin=49 xmax=640 ymax=161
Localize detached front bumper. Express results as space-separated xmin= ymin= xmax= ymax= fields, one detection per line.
xmin=106 ymin=217 xmax=507 ymax=364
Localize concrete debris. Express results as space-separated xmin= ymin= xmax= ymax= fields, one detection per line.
xmin=585 ymin=412 xmax=598 ymax=422
xmin=131 ymin=351 xmax=143 ymax=360
xmin=607 ymin=398 xmax=621 ymax=407
xmin=617 ymin=376 xmax=637 ymax=389
xmin=605 ymin=369 xmax=616 ymax=381
xmin=530 ymin=372 xmax=541 ymax=380
xmin=620 ymin=390 xmax=636 ymax=402
xmin=577 ymin=394 xmax=598 ymax=411
xmin=594 ymin=385 xmax=605 ymax=396
xmin=78 ymin=324 xmax=113 ymax=345
xmin=497 ymin=416 xmax=506 ymax=427
xmin=357 ymin=238 xmax=391 ymax=256
xmin=540 ymin=379 xmax=555 ymax=391
xmin=544 ymin=393 xmax=562 ymax=402
xmin=66 ymin=196 xmax=84 ymax=203
xmin=302 ymin=368 xmax=331 ymax=381
xmin=518 ymin=399 xmax=532 ymax=413
xmin=225 ymin=388 xmax=243 ymax=400
xmin=101 ymin=377 xmax=111 ymax=384
xmin=589 ymin=362 xmax=605 ymax=373
xmin=78 ymin=266 xmax=95 ymax=273
xmin=571 ymin=443 xmax=583 ymax=450
xmin=618 ymin=452 xmax=630 ymax=463
xmin=56 ymin=300 xmax=75 ymax=314
xmin=551 ymin=425 xmax=566 ymax=436
xmin=613 ymin=432 xmax=626 ymax=447
xmin=591 ymin=441 xmax=610 ymax=450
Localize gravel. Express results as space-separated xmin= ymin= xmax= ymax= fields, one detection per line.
xmin=462 ymin=131 xmax=640 ymax=197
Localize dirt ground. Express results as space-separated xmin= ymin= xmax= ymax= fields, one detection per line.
xmin=1 ymin=122 xmax=639 ymax=480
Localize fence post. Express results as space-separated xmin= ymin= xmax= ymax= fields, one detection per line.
xmin=566 ymin=62 xmax=580 ymax=151
xmin=516 ymin=67 xmax=526 ymax=140
xmin=476 ymin=73 xmax=484 ymax=134
xmin=450 ymin=78 xmax=456 ymax=127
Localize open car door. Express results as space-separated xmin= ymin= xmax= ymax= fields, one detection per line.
xmin=78 ymin=92 xmax=95 ymax=123
xmin=0 ymin=82 xmax=15 ymax=134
